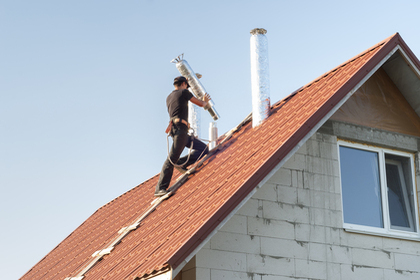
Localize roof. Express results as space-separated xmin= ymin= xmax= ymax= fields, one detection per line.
xmin=21 ymin=33 xmax=420 ymax=280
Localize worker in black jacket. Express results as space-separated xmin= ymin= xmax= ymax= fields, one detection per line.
xmin=155 ymin=76 xmax=210 ymax=197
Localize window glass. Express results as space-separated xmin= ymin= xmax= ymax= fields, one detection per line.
xmin=385 ymin=154 xmax=415 ymax=232
xmin=339 ymin=146 xmax=383 ymax=228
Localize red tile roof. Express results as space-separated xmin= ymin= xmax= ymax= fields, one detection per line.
xmin=21 ymin=33 xmax=419 ymax=280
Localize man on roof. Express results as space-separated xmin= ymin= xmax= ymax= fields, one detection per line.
xmin=154 ymin=76 xmax=211 ymax=197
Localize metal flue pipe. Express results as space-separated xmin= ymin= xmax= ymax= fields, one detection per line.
xmin=250 ymin=28 xmax=271 ymax=128
xmin=188 ymin=101 xmax=200 ymax=137
xmin=171 ymin=54 xmax=220 ymax=121
xmin=209 ymin=122 xmax=218 ymax=150
xmin=188 ymin=74 xmax=202 ymax=137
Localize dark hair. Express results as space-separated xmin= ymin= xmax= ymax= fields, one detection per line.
xmin=173 ymin=76 xmax=190 ymax=87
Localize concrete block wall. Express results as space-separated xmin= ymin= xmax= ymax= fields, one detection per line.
xmin=181 ymin=130 xmax=420 ymax=280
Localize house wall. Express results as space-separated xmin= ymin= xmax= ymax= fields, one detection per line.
xmin=178 ymin=121 xmax=420 ymax=280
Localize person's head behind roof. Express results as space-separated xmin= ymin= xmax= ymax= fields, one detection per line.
xmin=173 ymin=76 xmax=190 ymax=88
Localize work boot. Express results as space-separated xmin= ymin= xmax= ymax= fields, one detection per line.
xmin=154 ymin=189 xmax=169 ymax=197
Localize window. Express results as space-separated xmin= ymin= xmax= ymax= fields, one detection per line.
xmin=338 ymin=141 xmax=419 ymax=238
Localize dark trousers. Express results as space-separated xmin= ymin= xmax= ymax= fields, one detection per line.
xmin=155 ymin=124 xmax=208 ymax=192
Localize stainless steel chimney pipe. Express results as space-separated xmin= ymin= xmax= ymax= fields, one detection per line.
xmin=188 ymin=90 xmax=200 ymax=137
xmin=250 ymin=28 xmax=271 ymax=128
xmin=209 ymin=122 xmax=218 ymax=150
xmin=187 ymin=73 xmax=204 ymax=137
xmin=171 ymin=54 xmax=220 ymax=121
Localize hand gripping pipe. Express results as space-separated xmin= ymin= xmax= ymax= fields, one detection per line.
xmin=171 ymin=54 xmax=220 ymax=121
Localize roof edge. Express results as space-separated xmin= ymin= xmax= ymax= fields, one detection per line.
xmin=394 ymin=32 xmax=420 ymax=72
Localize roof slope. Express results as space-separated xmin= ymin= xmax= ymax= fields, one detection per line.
xmin=21 ymin=33 xmax=419 ymax=280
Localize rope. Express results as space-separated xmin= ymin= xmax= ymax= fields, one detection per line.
xmin=166 ymin=126 xmax=194 ymax=168
xmin=166 ymin=126 xmax=209 ymax=169
xmin=186 ymin=128 xmax=211 ymax=165
xmin=166 ymin=134 xmax=193 ymax=168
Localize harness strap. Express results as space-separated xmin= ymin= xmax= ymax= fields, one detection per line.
xmin=172 ymin=118 xmax=189 ymax=128
xmin=165 ymin=118 xmax=190 ymax=134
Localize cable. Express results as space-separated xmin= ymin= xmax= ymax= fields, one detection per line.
xmin=166 ymin=134 xmax=193 ymax=168
xmin=166 ymin=126 xmax=195 ymax=168
xmin=166 ymin=126 xmax=210 ymax=169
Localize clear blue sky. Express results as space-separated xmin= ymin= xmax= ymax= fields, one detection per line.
xmin=1 ymin=0 xmax=419 ymax=279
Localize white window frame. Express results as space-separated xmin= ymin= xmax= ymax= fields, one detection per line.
xmin=338 ymin=140 xmax=420 ymax=240
xmin=386 ymin=158 xmax=416 ymax=232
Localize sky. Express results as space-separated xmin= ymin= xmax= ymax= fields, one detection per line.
xmin=1 ymin=0 xmax=420 ymax=279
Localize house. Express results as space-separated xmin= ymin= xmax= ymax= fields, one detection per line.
xmin=21 ymin=33 xmax=420 ymax=280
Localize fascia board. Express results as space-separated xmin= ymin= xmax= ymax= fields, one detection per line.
xmin=397 ymin=45 xmax=420 ymax=78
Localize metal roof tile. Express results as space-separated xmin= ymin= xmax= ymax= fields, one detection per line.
xmin=22 ymin=34 xmax=416 ymax=280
